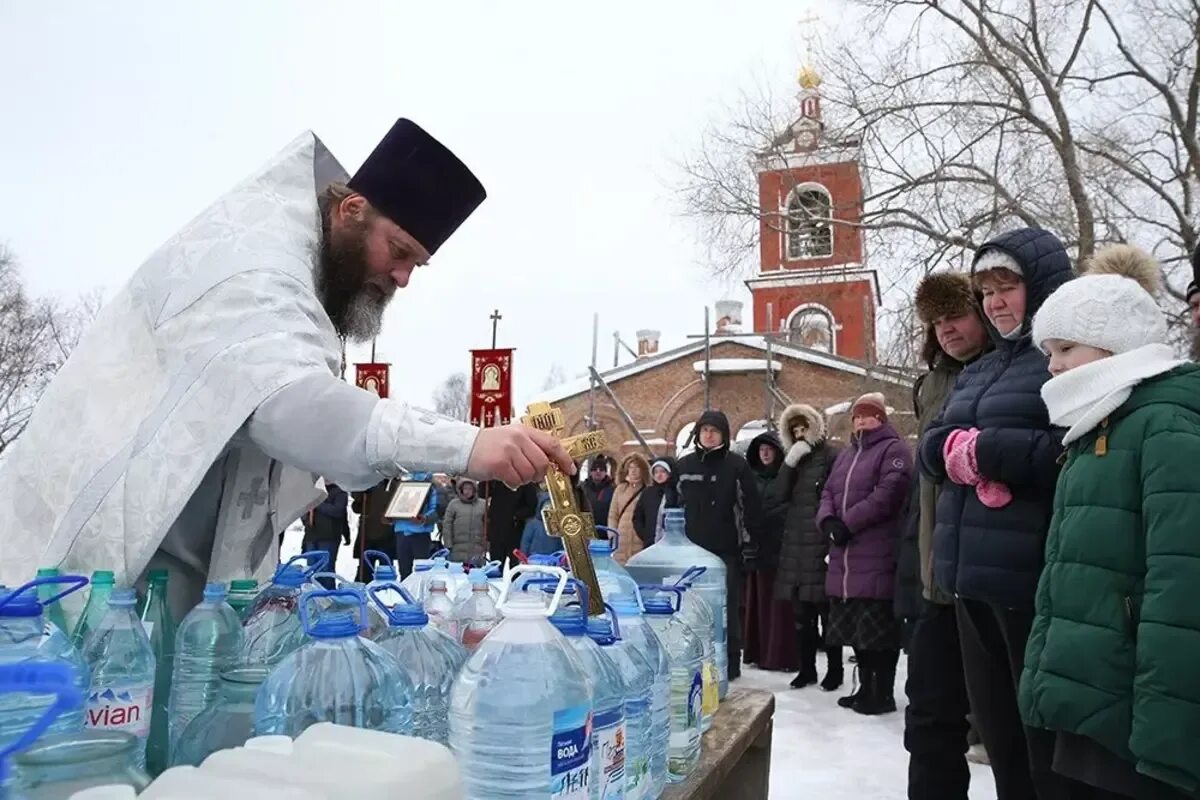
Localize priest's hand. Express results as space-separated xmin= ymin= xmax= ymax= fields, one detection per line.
xmin=466 ymin=425 xmax=576 ymax=486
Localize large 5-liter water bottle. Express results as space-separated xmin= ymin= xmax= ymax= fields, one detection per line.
xmin=626 ymin=508 xmax=729 ymax=697
xmin=240 ymin=552 xmax=328 ymax=667
xmin=167 ymin=582 xmax=244 ymax=760
xmin=609 ymin=593 xmax=669 ymax=799
xmin=173 ymin=666 xmax=268 ymax=767
xmin=254 ymin=589 xmax=413 ymax=738
xmin=449 ymin=565 xmax=593 ymax=800
xmin=81 ymin=589 xmax=156 ymax=769
xmin=456 ymin=571 xmax=500 ymax=652
xmin=588 ymin=616 xmax=652 ymax=800
xmin=547 ymin=584 xmax=627 ymax=800
xmin=370 ymin=583 xmax=466 ymax=746
xmin=362 ymin=550 xmax=403 ymax=640
xmin=640 ymin=587 xmax=703 ymax=782
xmin=666 ymin=570 xmax=718 ymax=732
xmin=0 ymin=577 xmax=90 ymax=751
xmin=71 ymin=571 xmax=115 ymax=650
xmin=591 ymin=529 xmax=642 ymax=605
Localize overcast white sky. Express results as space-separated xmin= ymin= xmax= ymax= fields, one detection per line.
xmin=1 ymin=0 xmax=824 ymax=409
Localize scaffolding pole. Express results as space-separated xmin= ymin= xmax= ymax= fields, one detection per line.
xmin=703 ymin=307 xmax=712 ymax=411
xmin=588 ymin=313 xmax=598 ymax=430
xmin=588 ymin=366 xmax=656 ymax=458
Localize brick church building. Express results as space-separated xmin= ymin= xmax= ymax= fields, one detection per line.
xmin=536 ymin=67 xmax=916 ymax=459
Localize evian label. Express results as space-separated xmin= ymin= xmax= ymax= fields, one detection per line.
xmin=85 ymin=684 xmax=153 ymax=737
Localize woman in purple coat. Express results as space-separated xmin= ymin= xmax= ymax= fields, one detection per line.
xmin=817 ymin=393 xmax=914 ymax=715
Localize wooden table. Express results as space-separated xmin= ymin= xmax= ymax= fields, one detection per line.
xmin=661 ymin=687 xmax=775 ymax=800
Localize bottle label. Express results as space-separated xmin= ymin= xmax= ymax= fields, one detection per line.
xmin=85 ymin=684 xmax=153 ymax=737
xmin=687 ymin=669 xmax=703 ymax=728
xmin=594 ymin=706 xmax=625 ymax=800
xmin=551 ymin=703 xmax=591 ymax=799
xmin=702 ymin=660 xmax=719 ymax=716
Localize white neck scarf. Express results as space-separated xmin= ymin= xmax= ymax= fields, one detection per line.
xmin=1041 ymin=343 xmax=1184 ymax=445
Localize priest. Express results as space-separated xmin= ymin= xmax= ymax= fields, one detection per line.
xmin=0 ymin=119 xmax=572 ymax=616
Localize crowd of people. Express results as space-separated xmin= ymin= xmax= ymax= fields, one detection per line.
xmin=302 ymin=224 xmax=1200 ymax=800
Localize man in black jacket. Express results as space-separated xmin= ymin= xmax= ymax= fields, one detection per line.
xmin=484 ymin=480 xmax=539 ymax=566
xmin=581 ymin=455 xmax=616 ymax=531
xmin=676 ymin=409 xmax=764 ymax=681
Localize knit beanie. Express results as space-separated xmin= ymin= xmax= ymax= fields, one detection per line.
xmin=850 ymin=392 xmax=888 ymax=423
xmin=1188 ymin=280 xmax=1200 ymax=304
xmin=1032 ymin=244 xmax=1165 ymax=354
xmin=650 ymin=459 xmax=672 ymax=475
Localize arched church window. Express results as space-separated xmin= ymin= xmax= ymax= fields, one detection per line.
xmin=789 ymin=307 xmax=835 ymax=352
xmin=786 ymin=186 xmax=833 ymax=259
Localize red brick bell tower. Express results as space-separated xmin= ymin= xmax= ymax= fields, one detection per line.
xmin=746 ymin=65 xmax=879 ymax=362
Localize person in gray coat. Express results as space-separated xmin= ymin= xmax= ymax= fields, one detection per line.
xmin=442 ymin=478 xmax=487 ymax=565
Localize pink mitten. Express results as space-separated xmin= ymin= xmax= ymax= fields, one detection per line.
xmin=943 ymin=428 xmax=982 ymax=486
xmin=975 ymin=479 xmax=1013 ymax=509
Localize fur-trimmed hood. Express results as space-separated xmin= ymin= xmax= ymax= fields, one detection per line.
xmin=616 ymin=452 xmax=651 ymax=487
xmin=779 ymin=403 xmax=826 ymax=448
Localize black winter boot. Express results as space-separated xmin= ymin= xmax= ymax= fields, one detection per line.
xmin=820 ymin=645 xmax=843 ymax=691
xmin=837 ymin=650 xmax=867 ymax=709
xmin=853 ymin=651 xmax=897 ymax=716
xmin=791 ymin=609 xmax=820 ymax=688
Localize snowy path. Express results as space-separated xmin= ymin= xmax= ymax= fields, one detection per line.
xmin=737 ymin=662 xmax=998 ymax=800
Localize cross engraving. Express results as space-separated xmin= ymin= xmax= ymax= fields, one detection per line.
xmin=521 ymin=402 xmax=607 ymax=615
xmin=238 ymin=477 xmax=268 ymax=520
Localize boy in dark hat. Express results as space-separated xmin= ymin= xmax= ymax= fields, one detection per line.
xmin=903 ymin=271 xmax=991 ymax=800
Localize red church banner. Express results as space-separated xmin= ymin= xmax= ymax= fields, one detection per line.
xmin=355 ymin=362 xmax=390 ymax=398
xmin=470 ymin=348 xmax=514 ymax=428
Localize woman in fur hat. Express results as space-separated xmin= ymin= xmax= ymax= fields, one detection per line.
xmin=1020 ymin=244 xmax=1200 ymax=799
xmin=772 ymin=404 xmax=840 ymax=689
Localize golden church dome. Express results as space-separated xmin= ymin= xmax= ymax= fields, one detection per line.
xmin=798 ymin=63 xmax=822 ymax=90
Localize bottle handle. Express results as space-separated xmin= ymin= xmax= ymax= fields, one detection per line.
xmin=675 ymin=566 xmax=708 ymax=587
xmin=638 ymin=583 xmax=684 ymax=613
xmin=298 ymin=589 xmax=366 ymax=635
xmin=0 ymin=575 xmax=89 ymax=615
xmin=595 ymin=527 xmax=619 ymax=553
xmin=521 ymin=576 xmax=590 ymax=615
xmin=0 ymin=662 xmax=83 ymax=782
xmin=275 ymin=551 xmax=330 ymax=583
xmin=431 ymin=547 xmax=451 ymax=560
xmin=363 ymin=550 xmax=395 ymax=575
xmin=366 ymin=581 xmax=418 ymax=625
xmin=497 ymin=565 xmax=568 ymax=617
xmin=603 ymin=602 xmax=622 ymax=640
xmin=308 ymin=572 xmax=355 ymax=590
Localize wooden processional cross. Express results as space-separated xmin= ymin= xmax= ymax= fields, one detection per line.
xmin=521 ymin=402 xmax=607 ymax=616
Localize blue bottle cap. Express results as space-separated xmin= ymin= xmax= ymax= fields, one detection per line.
xmin=468 ymin=570 xmax=489 ymax=586
xmin=414 ymin=562 xmax=433 ymax=573
xmin=202 ymin=582 xmax=227 ymax=602
xmin=300 ymin=588 xmax=367 ymax=639
xmin=389 ymin=603 xmax=430 ymax=628
xmin=108 ymin=588 xmax=137 ymax=607
xmin=608 ymin=593 xmax=643 ymax=616
xmin=374 ymin=564 xmax=397 ymax=581
xmin=307 ymin=611 xmax=362 ymax=639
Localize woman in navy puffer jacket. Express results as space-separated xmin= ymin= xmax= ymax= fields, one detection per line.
xmin=920 ymin=227 xmax=1077 ymax=800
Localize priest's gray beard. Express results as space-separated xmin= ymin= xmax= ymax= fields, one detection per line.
xmin=314 ymin=212 xmax=391 ymax=343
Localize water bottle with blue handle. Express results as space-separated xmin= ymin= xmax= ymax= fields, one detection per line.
xmin=0 ymin=577 xmax=90 ymax=753
xmin=254 ymin=588 xmax=413 ymax=738
xmin=609 ymin=590 xmax=669 ymax=799
xmin=370 ymin=582 xmax=466 ymax=746
xmin=450 ymin=565 xmax=593 ymax=800
xmin=240 ymin=551 xmax=329 ymax=667
xmin=668 ymin=568 xmax=718 ymax=731
xmin=588 ymin=605 xmax=654 ymax=800
xmin=640 ymin=585 xmax=704 ymax=782
xmin=362 ymin=549 xmax=403 ymax=639
xmin=546 ymin=581 xmax=628 ymax=800
xmin=0 ymin=661 xmax=82 ymax=785
xmin=167 ymin=582 xmax=244 ymax=762
xmin=626 ymin=508 xmax=729 ymax=697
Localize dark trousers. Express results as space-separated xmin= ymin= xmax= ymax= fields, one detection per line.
xmin=396 ymin=532 xmax=432 ymax=579
xmin=301 ymin=537 xmax=341 ymax=588
xmin=489 ymin=528 xmax=522 ymax=568
xmin=905 ymin=600 xmax=971 ymax=800
xmin=957 ymin=599 xmax=1082 ymax=800
xmin=724 ymin=555 xmax=743 ymax=679
xmin=795 ymin=599 xmax=842 ymax=679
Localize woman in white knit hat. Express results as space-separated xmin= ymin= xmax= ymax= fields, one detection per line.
xmin=1019 ymin=244 xmax=1200 ymax=800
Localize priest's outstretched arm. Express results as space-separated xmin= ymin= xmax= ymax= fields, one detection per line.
xmin=246 ymin=372 xmax=572 ymax=489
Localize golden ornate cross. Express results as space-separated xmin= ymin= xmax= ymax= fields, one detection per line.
xmin=521 ymin=402 xmax=607 ymax=615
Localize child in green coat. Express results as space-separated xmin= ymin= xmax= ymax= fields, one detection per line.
xmin=1021 ymin=244 xmax=1200 ymax=799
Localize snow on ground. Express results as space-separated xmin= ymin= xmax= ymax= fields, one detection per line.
xmin=738 ymin=661 xmax=998 ymax=800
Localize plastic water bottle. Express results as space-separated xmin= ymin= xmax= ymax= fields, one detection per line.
xmin=81 ymin=588 xmax=156 ymax=769
xmin=590 ymin=530 xmax=642 ymax=604
xmin=456 ymin=571 xmax=500 ymax=652
xmin=626 ymin=508 xmax=729 ymax=697
xmin=240 ymin=552 xmax=328 ymax=668
xmin=172 ymin=666 xmax=268 ymax=767
xmin=254 ymin=589 xmax=413 ymax=738
xmin=449 ymin=565 xmax=593 ymax=800
xmin=167 ymin=582 xmax=244 ymax=760
xmin=71 ymin=571 xmax=115 ymax=650
xmin=370 ymin=583 xmax=466 ymax=746
xmin=610 ymin=593 xmax=669 ymax=799
xmin=362 ymin=550 xmax=404 ymax=640
xmin=424 ymin=580 xmax=459 ymax=640
xmin=34 ymin=569 xmax=71 ymax=637
xmin=400 ymin=560 xmax=436 ymax=602
xmin=666 ymin=571 xmax=718 ymax=731
xmin=640 ymin=587 xmax=703 ymax=781
xmin=547 ymin=584 xmax=626 ymax=800
xmin=0 ymin=577 xmax=91 ymax=752
xmin=225 ymin=580 xmax=259 ymax=621
xmin=589 ymin=616 xmax=652 ymax=800
xmin=137 ymin=569 xmax=173 ymax=776
xmin=446 ymin=562 xmax=471 ymax=602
